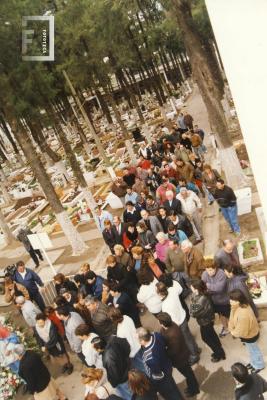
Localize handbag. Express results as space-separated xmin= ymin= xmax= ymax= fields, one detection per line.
xmin=93 ymin=384 xmax=110 ymax=397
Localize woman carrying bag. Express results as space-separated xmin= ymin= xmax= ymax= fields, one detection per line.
xmin=82 ymin=368 xmax=113 ymax=399
xmin=190 ymin=279 xmax=226 ymax=363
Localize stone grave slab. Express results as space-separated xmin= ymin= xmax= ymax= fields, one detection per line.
xmin=38 ymin=264 xmax=64 ymax=283
xmin=238 ymin=237 xmax=264 ymax=267
xmin=26 ymin=248 xmax=65 ymax=270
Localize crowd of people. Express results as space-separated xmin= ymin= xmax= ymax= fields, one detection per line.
xmin=2 ymin=112 xmax=267 ymax=400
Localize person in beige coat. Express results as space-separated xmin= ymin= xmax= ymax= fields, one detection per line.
xmin=181 ymin=240 xmax=204 ymax=279
xmin=228 ymin=289 xmax=265 ymax=373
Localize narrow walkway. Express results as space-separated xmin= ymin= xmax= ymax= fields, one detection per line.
xmin=185 ymin=85 xmax=220 ymax=256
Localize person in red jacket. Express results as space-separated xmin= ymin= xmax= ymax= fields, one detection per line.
xmin=138 ymin=155 xmax=151 ymax=170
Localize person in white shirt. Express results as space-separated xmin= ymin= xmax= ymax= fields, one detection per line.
xmin=75 ymin=324 xmax=103 ymax=368
xmin=15 ymin=296 xmax=40 ymax=328
xmin=137 ymin=268 xmax=162 ymax=315
xmin=138 ymin=142 xmax=151 ymax=160
xmin=156 ymin=281 xmax=200 ymax=365
xmin=176 ymin=187 xmax=203 ymax=242
xmin=108 ymin=307 xmax=145 ymax=373
xmin=95 ymin=206 xmax=113 ymax=232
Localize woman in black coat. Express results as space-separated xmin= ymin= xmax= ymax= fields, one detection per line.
xmin=190 ymin=279 xmax=225 ymax=363
xmin=106 ymin=255 xmax=138 ymax=301
xmin=102 ymin=220 xmax=117 ymax=253
xmin=54 ymin=273 xmax=77 ymax=295
xmin=17 ymin=347 xmax=67 ymax=399
xmin=34 ymin=313 xmax=73 ymax=374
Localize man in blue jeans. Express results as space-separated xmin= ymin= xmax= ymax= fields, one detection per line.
xmin=214 ymin=179 xmax=241 ymax=235
xmin=137 ymin=327 xmax=184 ymax=400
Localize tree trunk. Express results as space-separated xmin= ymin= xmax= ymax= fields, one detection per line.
xmin=0 ymin=143 xmax=7 ymax=163
xmin=55 ymin=123 xmax=98 ymax=220
xmin=107 ymin=54 xmax=145 ymax=124
xmin=95 ymin=89 xmax=113 ymax=124
xmin=63 ymin=70 xmax=110 ymax=167
xmin=0 ymin=180 xmax=12 ymax=204
xmin=0 ymin=115 xmax=20 ymax=155
xmin=11 ymin=120 xmax=87 ymax=255
xmin=169 ymin=0 xmax=246 ymax=188
xmin=105 ymin=91 xmax=137 ymax=164
xmin=28 ymin=120 xmax=61 ymax=163
xmin=170 ymin=52 xmax=183 ymax=84
xmin=0 ymin=208 xmax=15 ymax=245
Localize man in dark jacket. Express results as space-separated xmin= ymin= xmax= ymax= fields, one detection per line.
xmin=15 ymin=346 xmax=66 ymax=398
xmin=106 ymin=255 xmax=138 ymax=301
xmin=157 ymin=312 xmax=200 ymax=397
xmin=163 ymin=190 xmax=182 ymax=216
xmin=85 ymin=296 xmax=114 ymax=339
xmin=84 ymin=271 xmax=104 ymax=300
xmin=13 ymin=260 xmax=45 ymax=310
xmin=123 ymin=201 xmax=141 ymax=224
xmin=231 ymin=362 xmax=267 ymax=400
xmin=112 ymin=215 xmax=125 ymax=245
xmin=94 ymin=336 xmax=132 ymax=400
xmin=214 ymin=179 xmax=240 ymax=235
xmin=102 ymin=220 xmax=118 ymax=253
xmin=122 ymin=168 xmax=136 ymax=187
xmin=109 ymin=283 xmax=140 ymax=327
xmin=167 ymin=212 xmax=194 ymax=239
xmin=137 ymin=328 xmax=184 ymax=400
xmin=140 ymin=209 xmax=163 ymax=237
xmin=17 ymin=227 xmax=43 ymax=268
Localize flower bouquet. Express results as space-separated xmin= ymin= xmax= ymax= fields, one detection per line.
xmin=0 ymin=314 xmax=41 ymax=353
xmin=0 ymin=367 xmax=21 ymax=400
xmin=247 ymin=276 xmax=262 ymax=299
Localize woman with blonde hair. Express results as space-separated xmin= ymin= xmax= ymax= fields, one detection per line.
xmin=131 ymin=246 xmax=144 ymax=271
xmin=80 ymin=263 xmax=91 ymax=275
xmin=114 ymin=244 xmax=132 ymax=268
xmin=81 ymin=367 xmax=113 ymax=399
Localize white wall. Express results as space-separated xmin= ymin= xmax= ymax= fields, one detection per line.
xmin=205 ymin=0 xmax=267 ymax=228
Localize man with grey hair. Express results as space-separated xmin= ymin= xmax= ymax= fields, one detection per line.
xmin=177 ymin=187 xmax=203 ymax=243
xmin=85 ymin=295 xmax=114 ymax=339
xmin=15 ymin=296 xmax=40 ymax=328
xmin=163 ymin=190 xmax=182 ymax=216
xmin=137 ymin=327 xmax=183 ymax=400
